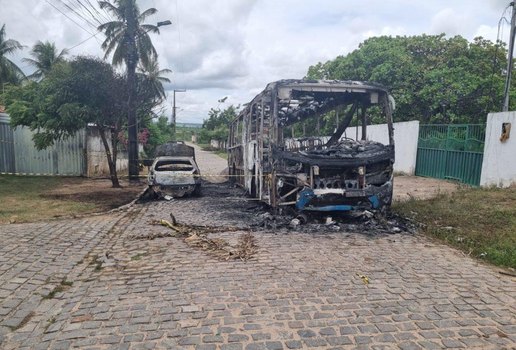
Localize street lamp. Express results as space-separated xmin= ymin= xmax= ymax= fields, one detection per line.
xmin=157 ymin=20 xmax=172 ymax=27
xmin=172 ymin=89 xmax=186 ymax=140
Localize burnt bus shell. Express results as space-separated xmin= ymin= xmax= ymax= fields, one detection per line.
xmin=227 ymin=79 xmax=395 ymax=212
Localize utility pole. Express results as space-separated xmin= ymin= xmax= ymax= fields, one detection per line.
xmin=126 ymin=19 xmax=171 ymax=182
xmin=172 ymin=89 xmax=186 ymax=140
xmin=503 ymin=1 xmax=516 ymax=111
xmin=126 ymin=4 xmax=139 ymax=182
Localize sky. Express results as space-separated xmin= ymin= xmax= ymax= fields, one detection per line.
xmin=0 ymin=0 xmax=512 ymax=124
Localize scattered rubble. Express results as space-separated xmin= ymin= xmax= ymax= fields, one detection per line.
xmin=133 ymin=182 xmax=417 ymax=264
xmin=252 ymin=205 xmax=418 ymax=235
xmin=131 ymin=216 xmax=257 ymax=261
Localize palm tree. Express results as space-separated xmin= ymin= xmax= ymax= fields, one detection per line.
xmin=0 ymin=24 xmax=25 ymax=86
xmin=97 ymin=0 xmax=160 ymax=181
xmin=97 ymin=0 xmax=159 ymax=68
xmin=23 ymin=41 xmax=68 ymax=80
xmin=137 ymin=58 xmax=171 ymax=102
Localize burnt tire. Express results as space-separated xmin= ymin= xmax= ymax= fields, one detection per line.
xmin=192 ymin=184 xmax=202 ymax=197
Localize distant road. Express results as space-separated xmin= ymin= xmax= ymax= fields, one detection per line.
xmin=187 ymin=142 xmax=227 ymax=183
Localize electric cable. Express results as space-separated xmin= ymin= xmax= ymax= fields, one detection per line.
xmin=489 ymin=2 xmax=512 ymax=110
xmin=73 ymin=0 xmax=105 ymax=26
xmin=55 ymin=0 xmax=99 ymax=32
xmin=45 ymin=0 xmax=95 ymax=36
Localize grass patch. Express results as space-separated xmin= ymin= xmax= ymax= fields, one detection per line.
xmin=89 ymin=255 xmax=103 ymax=271
xmin=130 ymin=252 xmax=149 ymax=261
xmin=0 ymin=175 xmax=143 ymax=224
xmin=393 ymin=186 xmax=516 ymax=269
xmin=0 ymin=175 xmax=96 ymax=224
xmin=43 ymin=279 xmax=74 ymax=299
xmin=60 ymin=279 xmax=73 ymax=287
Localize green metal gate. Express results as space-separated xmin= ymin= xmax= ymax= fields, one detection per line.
xmin=415 ymin=124 xmax=485 ymax=186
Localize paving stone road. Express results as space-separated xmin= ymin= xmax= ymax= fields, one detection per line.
xmin=0 ymin=149 xmax=514 ymax=350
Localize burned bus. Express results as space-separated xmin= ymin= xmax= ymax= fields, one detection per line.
xmin=228 ymin=79 xmax=395 ymax=212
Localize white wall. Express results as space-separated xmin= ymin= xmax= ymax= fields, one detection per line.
xmin=480 ymin=112 xmax=516 ymax=187
xmin=86 ymin=127 xmax=128 ymax=177
xmin=342 ymin=121 xmax=420 ymax=175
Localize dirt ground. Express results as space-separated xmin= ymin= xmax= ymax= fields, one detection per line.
xmin=42 ymin=177 xmax=146 ymax=211
xmin=21 ymin=144 xmax=459 ymax=222
xmin=393 ymin=175 xmax=459 ymax=202
xmin=42 ymin=172 xmax=457 ymax=212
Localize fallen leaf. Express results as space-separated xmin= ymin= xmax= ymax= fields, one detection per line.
xmin=356 ymin=273 xmax=370 ymax=285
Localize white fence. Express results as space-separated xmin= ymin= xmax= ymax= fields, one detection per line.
xmin=85 ymin=128 xmax=129 ymax=177
xmin=480 ymin=111 xmax=516 ymax=187
xmin=342 ymin=121 xmax=419 ymax=175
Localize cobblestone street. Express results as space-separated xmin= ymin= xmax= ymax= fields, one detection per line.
xmin=0 ymin=149 xmax=514 ymax=349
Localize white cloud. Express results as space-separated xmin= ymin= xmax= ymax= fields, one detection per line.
xmin=430 ymin=8 xmax=474 ymax=36
xmin=475 ymin=24 xmax=502 ymax=42
xmin=0 ymin=0 xmax=509 ymax=123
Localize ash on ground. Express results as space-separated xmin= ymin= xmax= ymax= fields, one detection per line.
xmin=138 ymin=181 xmax=418 ymax=236
xmin=253 ymin=209 xmax=418 ymax=236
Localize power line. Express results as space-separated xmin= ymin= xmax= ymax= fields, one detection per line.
xmin=45 ymin=0 xmax=95 ymax=36
xmin=84 ymin=0 xmax=112 ymax=21
xmin=90 ymin=0 xmax=116 ymax=24
xmin=78 ymin=0 xmax=113 ymax=25
xmin=67 ymin=31 xmax=102 ymax=51
xmin=174 ymin=0 xmax=185 ymax=90
xmin=56 ymin=0 xmax=99 ymax=32
xmin=73 ymin=0 xmax=104 ymax=26
xmin=488 ymin=3 xmax=512 ymax=111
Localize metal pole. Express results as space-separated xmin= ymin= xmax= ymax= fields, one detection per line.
xmin=172 ymin=89 xmax=186 ymax=140
xmin=503 ymin=2 xmax=516 ymax=111
xmin=172 ymin=90 xmax=176 ymax=140
xmin=127 ymin=20 xmax=171 ymax=181
xmin=126 ymin=5 xmax=139 ymax=182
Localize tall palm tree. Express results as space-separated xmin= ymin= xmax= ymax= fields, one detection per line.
xmin=0 ymin=24 xmax=25 ymax=86
xmin=23 ymin=41 xmax=68 ymax=80
xmin=137 ymin=58 xmax=171 ymax=102
xmin=98 ymin=0 xmax=159 ymax=68
xmin=97 ymin=0 xmax=160 ymax=181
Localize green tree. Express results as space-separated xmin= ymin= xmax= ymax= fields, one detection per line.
xmin=145 ymin=115 xmax=173 ymax=156
xmin=199 ymin=105 xmax=238 ymax=144
xmin=98 ymin=0 xmax=161 ymax=180
xmin=4 ymin=57 xmax=127 ymax=187
xmin=307 ymin=34 xmax=509 ymax=124
xmin=137 ymin=57 xmax=171 ymax=102
xmin=23 ymin=41 xmax=68 ymax=80
xmin=0 ymin=24 xmax=25 ymax=86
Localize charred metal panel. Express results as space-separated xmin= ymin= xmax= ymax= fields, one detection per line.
xmin=155 ymin=141 xmax=195 ymax=159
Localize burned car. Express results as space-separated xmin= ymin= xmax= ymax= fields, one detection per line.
xmin=228 ymin=79 xmax=395 ymax=212
xmin=147 ymin=156 xmax=201 ymax=198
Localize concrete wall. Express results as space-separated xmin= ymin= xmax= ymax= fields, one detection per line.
xmin=341 ymin=121 xmax=420 ymax=175
xmin=86 ymin=127 xmax=128 ymax=177
xmin=210 ymin=139 xmax=227 ymax=150
xmin=480 ymin=112 xmax=516 ymax=187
